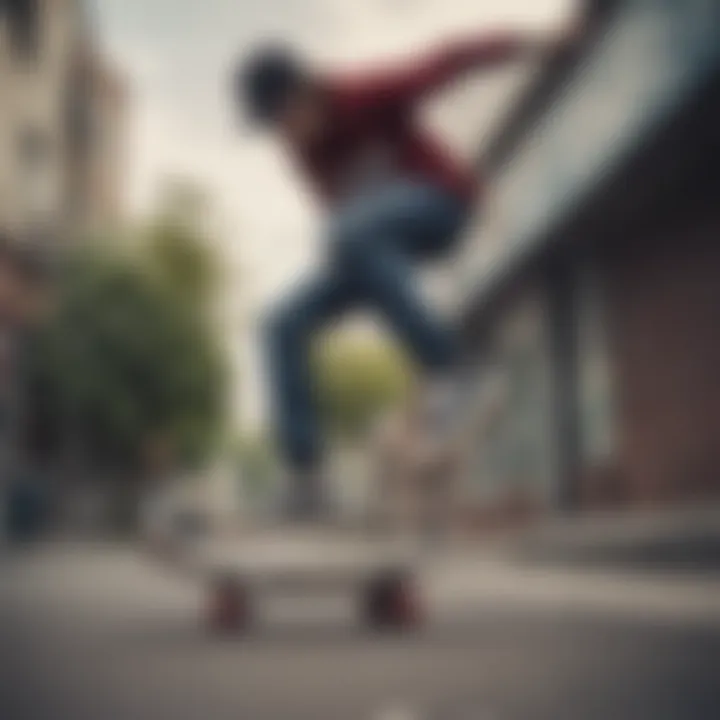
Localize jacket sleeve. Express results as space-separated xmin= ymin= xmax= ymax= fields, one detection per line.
xmin=336 ymin=33 xmax=529 ymax=111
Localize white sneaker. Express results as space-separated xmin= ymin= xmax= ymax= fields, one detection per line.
xmin=280 ymin=470 xmax=332 ymax=525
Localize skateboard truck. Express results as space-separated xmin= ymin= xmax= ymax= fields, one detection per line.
xmin=207 ymin=570 xmax=251 ymax=634
xmin=363 ymin=570 xmax=423 ymax=630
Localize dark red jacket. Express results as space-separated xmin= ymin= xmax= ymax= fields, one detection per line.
xmin=293 ymin=34 xmax=526 ymax=206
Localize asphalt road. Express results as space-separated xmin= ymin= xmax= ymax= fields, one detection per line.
xmin=1 ymin=543 xmax=720 ymax=720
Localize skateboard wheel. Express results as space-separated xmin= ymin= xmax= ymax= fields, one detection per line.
xmin=207 ymin=572 xmax=250 ymax=633
xmin=364 ymin=571 xmax=422 ymax=630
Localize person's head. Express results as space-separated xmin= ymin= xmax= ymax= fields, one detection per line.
xmin=235 ymin=43 xmax=325 ymax=144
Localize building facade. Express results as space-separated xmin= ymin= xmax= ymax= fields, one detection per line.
xmin=0 ymin=0 xmax=127 ymax=539
xmin=0 ymin=0 xmax=127 ymax=248
xmin=452 ymin=0 xmax=720 ymax=522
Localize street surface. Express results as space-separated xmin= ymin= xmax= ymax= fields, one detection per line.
xmin=1 ymin=542 xmax=720 ymax=720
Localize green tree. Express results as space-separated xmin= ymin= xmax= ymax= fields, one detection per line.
xmin=26 ymin=245 xmax=228 ymax=529
xmin=314 ymin=332 xmax=409 ymax=441
xmin=142 ymin=219 xmax=218 ymax=314
xmin=140 ymin=179 xmax=220 ymax=312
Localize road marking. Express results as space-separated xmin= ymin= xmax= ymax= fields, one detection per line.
xmin=374 ymin=702 xmax=420 ymax=720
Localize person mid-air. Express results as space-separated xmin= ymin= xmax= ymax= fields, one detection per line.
xmin=235 ymin=27 xmax=575 ymax=520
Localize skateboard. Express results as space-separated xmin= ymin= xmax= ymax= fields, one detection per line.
xmin=202 ymin=530 xmax=424 ymax=634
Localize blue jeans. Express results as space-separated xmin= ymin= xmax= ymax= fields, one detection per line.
xmin=265 ymin=181 xmax=468 ymax=471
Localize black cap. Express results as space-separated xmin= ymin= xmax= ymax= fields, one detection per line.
xmin=235 ymin=44 xmax=306 ymax=126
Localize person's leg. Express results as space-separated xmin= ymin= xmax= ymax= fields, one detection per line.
xmin=266 ymin=182 xmax=468 ymax=517
xmin=331 ymin=182 xmax=481 ymax=445
xmin=265 ymin=270 xmax=355 ymax=513
xmin=330 ymin=182 xmax=467 ymax=373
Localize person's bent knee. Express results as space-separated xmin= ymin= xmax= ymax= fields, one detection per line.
xmin=330 ymin=212 xmax=377 ymax=272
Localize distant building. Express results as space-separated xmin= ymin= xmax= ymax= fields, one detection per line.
xmin=65 ymin=45 xmax=128 ymax=237
xmin=0 ymin=0 xmax=128 ymax=539
xmin=450 ymin=0 xmax=720 ymax=525
xmin=0 ymin=0 xmax=128 ymax=248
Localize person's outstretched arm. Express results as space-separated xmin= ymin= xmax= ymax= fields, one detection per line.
xmin=335 ymin=30 xmax=568 ymax=109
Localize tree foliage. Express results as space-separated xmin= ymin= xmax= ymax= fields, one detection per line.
xmin=313 ymin=333 xmax=409 ymax=440
xmin=142 ymin=217 xmax=218 ymax=313
xmin=27 ymin=243 xmax=228 ymax=480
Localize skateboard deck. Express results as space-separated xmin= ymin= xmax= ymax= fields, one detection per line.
xmin=198 ymin=529 xmax=424 ymax=633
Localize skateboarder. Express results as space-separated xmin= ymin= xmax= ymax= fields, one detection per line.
xmin=235 ymin=27 xmax=576 ymax=519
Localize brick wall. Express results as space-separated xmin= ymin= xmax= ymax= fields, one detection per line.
xmin=603 ymin=214 xmax=720 ymax=504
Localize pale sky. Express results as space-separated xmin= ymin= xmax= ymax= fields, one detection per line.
xmin=94 ymin=0 xmax=572 ymax=430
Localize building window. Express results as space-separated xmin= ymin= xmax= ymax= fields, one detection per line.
xmin=468 ymin=292 xmax=556 ymax=506
xmin=17 ymin=127 xmax=54 ymax=223
xmin=66 ymin=79 xmax=94 ymax=154
xmin=6 ymin=0 xmax=40 ymax=61
xmin=576 ymin=262 xmax=616 ymax=465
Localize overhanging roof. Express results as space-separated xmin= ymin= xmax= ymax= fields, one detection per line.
xmin=459 ymin=0 xmax=720 ymax=328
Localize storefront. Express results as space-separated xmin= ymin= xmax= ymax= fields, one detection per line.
xmin=455 ymin=0 xmax=720 ymax=521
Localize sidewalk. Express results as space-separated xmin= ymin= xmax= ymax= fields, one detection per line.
xmin=167 ymin=513 xmax=720 ymax=629
xmin=4 ymin=541 xmax=720 ymax=720
xmin=432 ymin=505 xmax=720 ymax=627
xmin=426 ymin=555 xmax=720 ymax=627
xmin=506 ymin=504 xmax=720 ymax=573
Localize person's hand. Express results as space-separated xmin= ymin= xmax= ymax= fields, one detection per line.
xmin=552 ymin=12 xmax=588 ymax=55
xmin=529 ymin=13 xmax=587 ymax=59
